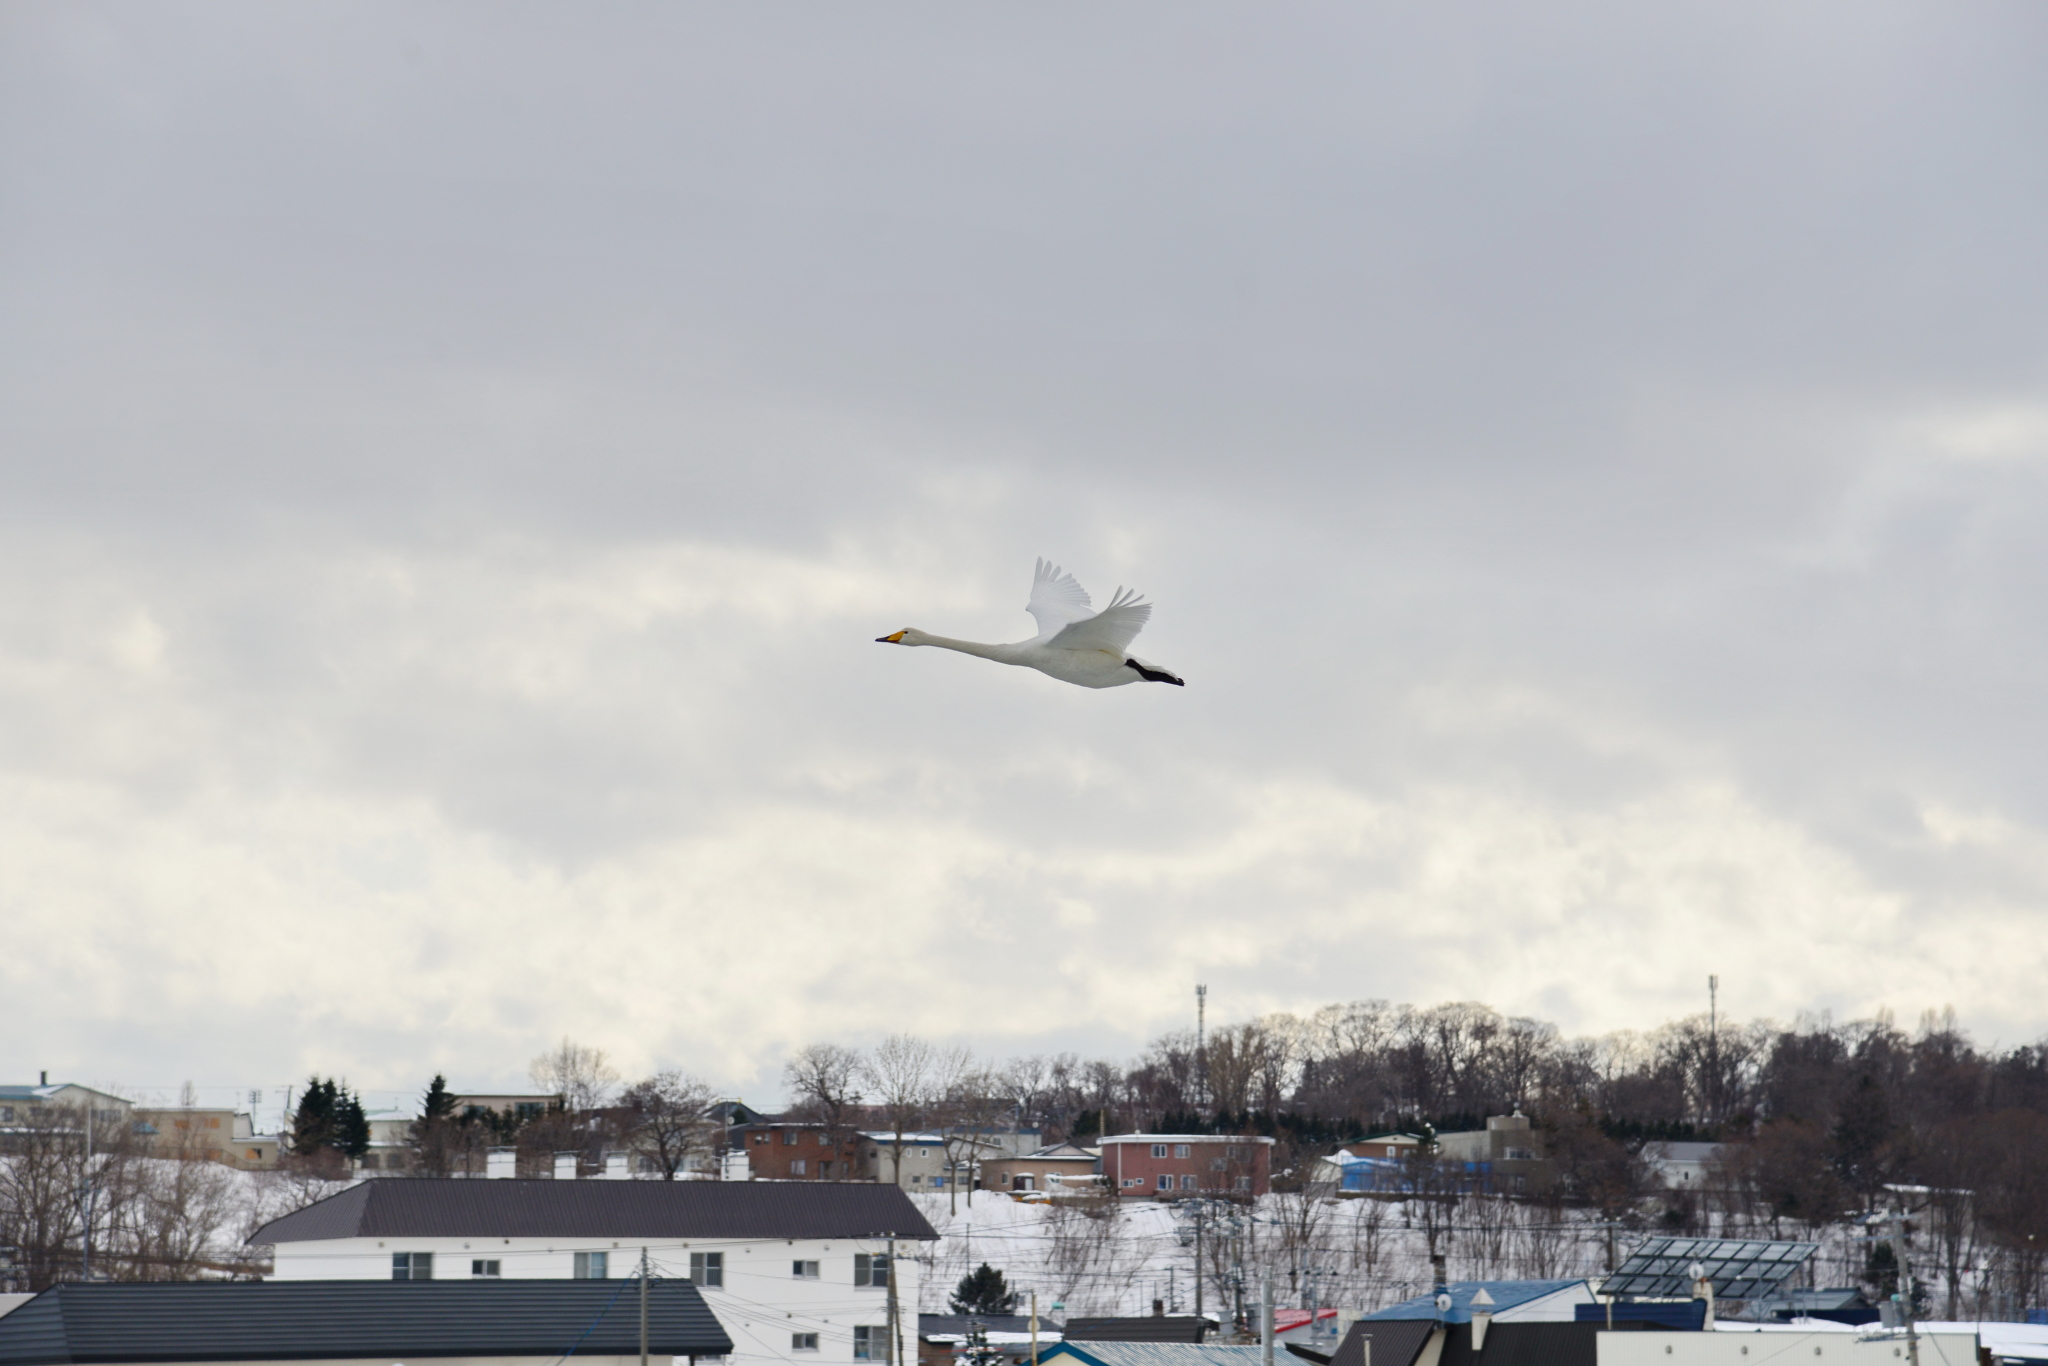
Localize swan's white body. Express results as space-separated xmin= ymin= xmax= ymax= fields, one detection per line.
xmin=876 ymin=559 xmax=1184 ymax=690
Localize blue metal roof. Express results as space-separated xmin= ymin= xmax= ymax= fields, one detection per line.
xmin=1364 ymin=1281 xmax=1587 ymax=1323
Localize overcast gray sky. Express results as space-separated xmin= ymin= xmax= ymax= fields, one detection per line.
xmin=4 ymin=1 xmax=2046 ymax=1106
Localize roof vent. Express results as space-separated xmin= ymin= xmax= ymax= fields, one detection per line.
xmin=1471 ymin=1289 xmax=1496 ymax=1351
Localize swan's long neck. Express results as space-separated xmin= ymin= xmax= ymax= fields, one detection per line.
xmin=916 ymin=633 xmax=1020 ymax=664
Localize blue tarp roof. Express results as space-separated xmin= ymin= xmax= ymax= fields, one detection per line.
xmin=1365 ymin=1281 xmax=1586 ymax=1323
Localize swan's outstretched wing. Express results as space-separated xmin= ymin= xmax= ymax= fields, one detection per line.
xmin=1046 ymin=586 xmax=1152 ymax=655
xmin=1026 ymin=558 xmax=1095 ymax=641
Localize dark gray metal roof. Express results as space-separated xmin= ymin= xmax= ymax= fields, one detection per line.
xmin=920 ymin=1315 xmax=1045 ymax=1337
xmin=1329 ymin=1318 xmax=1438 ymax=1366
xmin=249 ymin=1178 xmax=940 ymax=1245
xmin=1333 ymin=1314 xmax=1666 ymax=1366
xmin=0 ymin=1279 xmax=732 ymax=1364
xmin=1436 ymin=1321 xmax=1622 ymax=1366
xmin=1064 ymin=1318 xmax=1212 ymax=1344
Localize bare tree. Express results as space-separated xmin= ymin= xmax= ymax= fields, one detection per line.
xmin=620 ymin=1069 xmax=717 ymax=1180
xmin=1042 ymin=1196 xmax=1153 ymax=1316
xmin=120 ymin=1128 xmax=241 ymax=1280
xmin=0 ymin=1097 xmax=142 ymax=1290
xmin=1003 ymin=1056 xmax=1053 ymax=1135
xmin=938 ymin=1063 xmax=1013 ymax=1212
xmin=863 ymin=1033 xmax=938 ymax=1186
xmin=529 ymin=1038 xmax=619 ymax=1116
xmin=784 ymin=1043 xmax=865 ymax=1167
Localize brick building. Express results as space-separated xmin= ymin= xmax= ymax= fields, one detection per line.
xmin=738 ymin=1120 xmax=866 ymax=1180
xmin=1098 ymin=1134 xmax=1273 ymax=1198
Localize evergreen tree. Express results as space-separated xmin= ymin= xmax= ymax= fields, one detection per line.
xmin=421 ymin=1075 xmax=457 ymax=1122
xmin=412 ymin=1074 xmax=479 ymax=1176
xmin=289 ymin=1076 xmax=371 ymax=1162
xmin=288 ymin=1076 xmax=339 ymax=1155
xmin=336 ymin=1088 xmax=372 ymax=1160
xmin=949 ymin=1263 xmax=1016 ymax=1316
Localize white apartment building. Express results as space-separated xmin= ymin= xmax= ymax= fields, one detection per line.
xmin=250 ymin=1178 xmax=934 ymax=1366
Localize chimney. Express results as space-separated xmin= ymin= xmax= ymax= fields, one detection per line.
xmin=1470 ymin=1288 xmax=1495 ymax=1351
xmin=486 ymin=1148 xmax=516 ymax=1179
xmin=1152 ymin=1299 xmax=1165 ymax=1317
xmin=604 ymin=1152 xmax=630 ymax=1180
xmin=40 ymin=1071 xmax=48 ymax=1086
xmin=554 ymin=1151 xmax=579 ymax=1180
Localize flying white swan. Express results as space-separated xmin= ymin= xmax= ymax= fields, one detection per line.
xmin=876 ymin=559 xmax=1185 ymax=689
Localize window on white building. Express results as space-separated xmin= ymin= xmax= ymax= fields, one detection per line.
xmin=854 ymin=1327 xmax=885 ymax=1360
xmin=391 ymin=1252 xmax=433 ymax=1281
xmin=793 ymin=1334 xmax=821 ymax=1352
xmin=471 ymin=1259 xmax=501 ymax=1278
xmin=854 ymin=1253 xmax=890 ymax=1287
xmin=690 ymin=1252 xmax=724 ymax=1287
xmin=794 ymin=1260 xmax=820 ymax=1279
xmin=574 ymin=1251 xmax=609 ymax=1280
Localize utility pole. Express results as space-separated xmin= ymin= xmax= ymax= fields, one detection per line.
xmin=886 ymin=1235 xmax=900 ymax=1366
xmin=1194 ymin=1206 xmax=1205 ymax=1321
xmin=80 ymin=1102 xmax=95 ymax=1282
xmin=1707 ymin=976 xmax=1720 ymax=1124
xmin=1260 ymin=1271 xmax=1273 ymax=1366
xmin=1888 ymin=1213 xmax=1920 ymax=1366
xmin=639 ymin=1248 xmax=650 ymax=1366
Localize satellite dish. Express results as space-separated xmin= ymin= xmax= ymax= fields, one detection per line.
xmin=1690 ymin=1262 xmax=1706 ymax=1281
xmin=1435 ymin=1293 xmax=1452 ymax=1314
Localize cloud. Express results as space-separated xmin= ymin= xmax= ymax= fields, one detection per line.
xmin=3 ymin=0 xmax=2047 ymax=1102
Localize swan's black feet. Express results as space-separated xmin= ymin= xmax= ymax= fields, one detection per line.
xmin=1125 ymin=659 xmax=1185 ymax=686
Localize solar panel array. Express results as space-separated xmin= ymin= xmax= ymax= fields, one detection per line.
xmin=1601 ymin=1237 xmax=1818 ymax=1300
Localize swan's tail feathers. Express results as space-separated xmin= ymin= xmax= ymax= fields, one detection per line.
xmin=1125 ymin=657 xmax=1185 ymax=686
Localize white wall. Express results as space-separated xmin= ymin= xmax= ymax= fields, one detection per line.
xmin=269 ymin=1235 xmax=920 ymax=1366
xmin=1600 ymin=1331 xmax=1980 ymax=1366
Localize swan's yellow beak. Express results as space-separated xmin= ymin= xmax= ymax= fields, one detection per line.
xmin=876 ymin=630 xmax=907 ymax=643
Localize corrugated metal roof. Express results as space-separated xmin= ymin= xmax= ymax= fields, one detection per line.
xmin=1329 ymin=1317 xmax=1438 ymax=1366
xmin=1436 ymin=1321 xmax=1607 ymax=1366
xmin=250 ymin=1177 xmax=940 ymax=1245
xmin=1065 ymin=1318 xmax=1213 ymax=1344
xmin=1365 ymin=1281 xmax=1589 ymax=1323
xmin=1044 ymin=1343 xmax=1269 ymax=1366
xmin=921 ymin=1315 xmax=1045 ymax=1337
xmin=0 ymin=1279 xmax=732 ymax=1364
